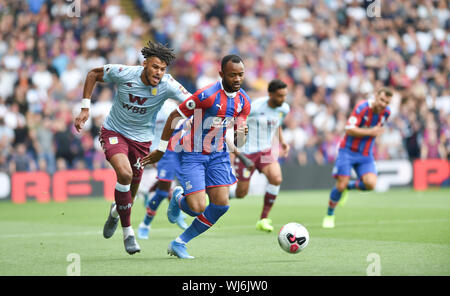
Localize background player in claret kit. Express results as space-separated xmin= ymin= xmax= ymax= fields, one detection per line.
xmin=73 ymin=41 xmax=191 ymax=254
xmin=137 ymin=99 xmax=189 ymax=239
xmin=322 ymin=88 xmax=393 ymax=229
xmin=141 ymin=55 xmax=251 ymax=259
xmin=230 ymin=79 xmax=290 ymax=232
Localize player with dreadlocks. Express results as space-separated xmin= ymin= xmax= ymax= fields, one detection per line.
xmin=74 ymin=41 xmax=191 ymax=255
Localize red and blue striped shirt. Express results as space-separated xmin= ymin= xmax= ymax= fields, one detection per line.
xmin=339 ymin=100 xmax=391 ymax=156
xmin=176 ymin=81 xmax=251 ymax=154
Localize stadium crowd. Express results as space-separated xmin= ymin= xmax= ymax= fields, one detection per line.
xmin=0 ymin=0 xmax=448 ymax=175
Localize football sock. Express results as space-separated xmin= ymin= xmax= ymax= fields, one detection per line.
xmin=327 ymin=186 xmax=342 ymax=216
xmin=178 ymin=194 xmax=201 ymax=217
xmin=260 ymin=184 xmax=280 ymax=219
xmin=143 ymin=189 xmax=169 ymax=226
xmin=122 ymin=226 xmax=135 ymax=239
xmin=178 ymin=203 xmax=230 ymax=244
xmin=110 ymin=204 xmax=119 ymax=218
xmin=115 ymin=182 xmax=132 ymax=227
xmin=347 ymin=179 xmax=368 ymax=191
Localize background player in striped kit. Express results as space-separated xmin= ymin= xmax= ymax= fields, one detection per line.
xmin=230 ymin=79 xmax=290 ymax=232
xmin=323 ymin=88 xmax=393 ymax=229
xmin=141 ymin=55 xmax=251 ymax=259
xmin=74 ymin=41 xmax=190 ymax=254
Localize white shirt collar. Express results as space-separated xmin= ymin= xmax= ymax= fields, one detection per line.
xmin=220 ymin=79 xmax=237 ymax=98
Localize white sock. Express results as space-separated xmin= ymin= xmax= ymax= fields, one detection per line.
xmin=110 ymin=204 xmax=119 ymax=218
xmin=139 ymin=222 xmax=149 ymax=229
xmin=175 ymin=237 xmax=186 ymax=244
xmin=266 ymin=184 xmax=280 ymax=196
xmin=123 ymin=226 xmax=135 ymax=239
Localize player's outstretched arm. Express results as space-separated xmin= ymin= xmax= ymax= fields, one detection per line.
xmin=141 ymin=109 xmax=183 ymax=166
xmin=74 ymin=67 xmax=105 ymax=133
xmin=278 ymin=126 xmax=290 ymax=158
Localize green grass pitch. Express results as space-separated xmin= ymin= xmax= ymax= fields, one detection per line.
xmin=0 ymin=189 xmax=449 ymax=276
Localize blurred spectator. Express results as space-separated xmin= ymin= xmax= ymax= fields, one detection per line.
xmin=0 ymin=0 xmax=448 ymax=174
xmin=421 ymin=115 xmax=447 ymax=160
xmin=9 ymin=142 xmax=36 ymax=173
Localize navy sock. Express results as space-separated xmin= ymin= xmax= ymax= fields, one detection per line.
xmin=179 ymin=203 xmax=229 ymax=244
xmin=347 ymin=179 xmax=368 ymax=191
xmin=327 ymin=186 xmax=342 ymax=216
xmin=347 ymin=180 xmax=357 ymax=190
xmin=143 ymin=189 xmax=169 ymax=226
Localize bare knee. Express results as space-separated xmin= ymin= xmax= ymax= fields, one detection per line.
xmin=116 ymin=167 xmax=133 ymax=184
xmin=364 ymin=180 xmax=376 ymax=191
xmin=191 ymin=203 xmax=206 ymax=214
xmin=362 ymin=174 xmax=377 ymax=191
xmin=234 ymin=181 xmax=249 ymax=198
xmin=336 ymin=178 xmax=349 ymax=192
xmin=270 ymin=176 xmax=282 ymax=186
xmin=186 ymin=194 xmax=206 ymax=213
xmin=235 ymin=189 xmax=248 ymax=198
xmin=110 ymin=155 xmax=133 ymax=185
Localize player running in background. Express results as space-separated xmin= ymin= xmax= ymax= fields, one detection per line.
xmin=141 ymin=55 xmax=251 ymax=259
xmin=322 ymin=88 xmax=392 ymax=229
xmin=137 ymin=99 xmax=189 ymax=239
xmin=230 ymin=79 xmax=290 ymax=232
xmin=74 ymin=41 xmax=190 ymax=254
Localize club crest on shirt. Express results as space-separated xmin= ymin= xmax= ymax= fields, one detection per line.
xmin=151 ymin=88 xmax=158 ymax=96
xmin=186 ymin=99 xmax=196 ymax=110
xmin=237 ymin=102 xmax=243 ymax=113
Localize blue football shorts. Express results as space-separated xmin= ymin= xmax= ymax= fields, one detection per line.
xmin=179 ymin=151 xmax=237 ymax=195
xmin=157 ymin=150 xmax=182 ymax=182
xmin=332 ymin=148 xmax=377 ymax=179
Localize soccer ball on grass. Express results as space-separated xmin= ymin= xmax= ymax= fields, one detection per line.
xmin=278 ymin=222 xmax=309 ymax=254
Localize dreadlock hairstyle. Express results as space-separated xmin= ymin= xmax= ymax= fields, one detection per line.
xmin=141 ymin=41 xmax=176 ymax=66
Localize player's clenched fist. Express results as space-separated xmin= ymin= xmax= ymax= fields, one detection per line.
xmin=141 ymin=150 xmax=164 ymax=166
xmin=234 ymin=123 xmax=248 ymax=148
xmin=74 ymin=109 xmax=89 ymax=132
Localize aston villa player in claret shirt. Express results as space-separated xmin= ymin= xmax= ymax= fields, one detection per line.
xmin=74 ymin=41 xmax=191 ymax=255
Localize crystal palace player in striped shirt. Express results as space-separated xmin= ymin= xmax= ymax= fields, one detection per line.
xmin=141 ymin=55 xmax=251 ymax=258
xmin=322 ymin=88 xmax=392 ymax=229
